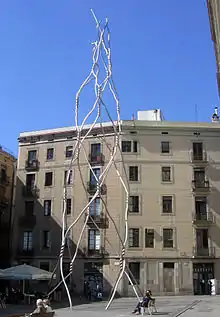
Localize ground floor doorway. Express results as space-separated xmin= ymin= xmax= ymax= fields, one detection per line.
xmin=193 ymin=263 xmax=214 ymax=295
xmin=84 ymin=262 xmax=103 ymax=300
xmin=163 ymin=262 xmax=175 ymax=293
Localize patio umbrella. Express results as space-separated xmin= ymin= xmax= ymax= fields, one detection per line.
xmin=0 ymin=264 xmax=55 ymax=280
xmin=0 ymin=264 xmax=56 ymax=293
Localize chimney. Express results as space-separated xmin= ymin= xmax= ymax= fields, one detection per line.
xmin=212 ymin=107 xmax=219 ymax=123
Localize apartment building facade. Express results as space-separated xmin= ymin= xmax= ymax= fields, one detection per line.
xmin=12 ymin=118 xmax=220 ymax=296
xmin=0 ymin=146 xmax=16 ymax=269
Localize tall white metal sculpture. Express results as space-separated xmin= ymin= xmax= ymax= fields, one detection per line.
xmin=48 ymin=10 xmax=140 ymax=310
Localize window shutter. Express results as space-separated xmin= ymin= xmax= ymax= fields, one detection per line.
xmin=139 ymin=227 xmax=142 ymax=248
xmin=173 ymin=227 xmax=176 ymax=249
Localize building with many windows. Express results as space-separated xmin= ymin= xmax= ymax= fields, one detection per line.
xmin=11 ymin=110 xmax=220 ymax=296
xmin=0 ymin=146 xmax=16 ymax=269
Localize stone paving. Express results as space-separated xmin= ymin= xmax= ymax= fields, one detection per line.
xmin=55 ymin=295 xmax=220 ymax=317
xmin=1 ymin=296 xmax=220 ymax=317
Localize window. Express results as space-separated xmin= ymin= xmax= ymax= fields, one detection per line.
xmin=89 ymin=197 xmax=101 ymax=217
xmin=65 ymin=146 xmax=73 ymax=158
xmin=196 ymin=229 xmax=208 ymax=250
xmin=66 ymin=199 xmax=72 ymax=215
xmin=129 ymin=262 xmax=140 ymax=285
xmin=161 ymin=141 xmax=170 ymax=154
xmin=45 ymin=172 xmax=53 ymax=186
xmin=133 ymin=141 xmax=138 ymax=153
xmin=46 ymin=148 xmax=54 ymax=160
xmin=26 ymin=174 xmax=35 ymax=187
xmin=23 ymin=231 xmax=33 ymax=250
xmin=128 ymin=228 xmax=139 ymax=247
xmin=193 ymin=142 xmax=203 ymax=160
xmin=28 ymin=150 xmax=37 ymax=162
xmin=162 ymin=166 xmax=171 ymax=182
xmin=42 ymin=230 xmax=50 ymax=248
xmin=195 ymin=197 xmax=207 ymax=220
xmin=0 ymin=166 xmax=7 ymax=182
xmin=88 ymin=229 xmax=100 ymax=250
xmin=90 ymin=168 xmax=101 ymax=185
xmin=129 ymin=166 xmax=139 ymax=181
xmin=163 ymin=228 xmax=174 ymax=248
xmin=44 ymin=200 xmax=51 ymax=216
xmin=122 ymin=141 xmax=131 ymax=152
xmin=129 ymin=196 xmax=139 ymax=213
xmin=25 ymin=201 xmax=34 ymax=216
xmin=64 ymin=230 xmax=71 ymax=248
xmin=162 ymin=196 xmax=173 ymax=214
xmin=40 ymin=262 xmax=50 ymax=272
xmin=122 ymin=141 xmax=138 ymax=153
xmin=145 ymin=229 xmax=154 ymax=248
xmin=64 ymin=170 xmax=73 ymax=185
xmin=194 ymin=168 xmax=205 ymax=183
xmin=91 ymin=143 xmax=101 ymax=160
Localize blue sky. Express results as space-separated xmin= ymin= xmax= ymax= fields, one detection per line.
xmin=0 ymin=0 xmax=218 ymax=155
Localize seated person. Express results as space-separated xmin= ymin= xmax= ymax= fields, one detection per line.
xmin=147 ymin=289 xmax=155 ymax=301
xmin=132 ymin=292 xmax=151 ymax=315
xmin=30 ymin=299 xmax=46 ymax=315
xmin=146 ymin=290 xmax=157 ymax=312
xmin=43 ymin=299 xmax=53 ymax=312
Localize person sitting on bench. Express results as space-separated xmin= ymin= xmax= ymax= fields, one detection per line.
xmin=43 ymin=299 xmax=53 ymax=313
xmin=146 ymin=289 xmax=157 ymax=313
xmin=30 ymin=299 xmax=46 ymax=315
xmin=132 ymin=292 xmax=151 ymax=315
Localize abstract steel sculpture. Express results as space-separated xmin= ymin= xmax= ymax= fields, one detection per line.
xmin=48 ymin=10 xmax=140 ymax=310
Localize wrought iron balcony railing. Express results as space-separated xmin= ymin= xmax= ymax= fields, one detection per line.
xmin=25 ymin=159 xmax=40 ymax=171
xmin=192 ymin=212 xmax=214 ymax=226
xmin=192 ymin=180 xmax=210 ymax=192
xmin=17 ymin=248 xmax=35 ymax=257
xmin=83 ymin=246 xmax=109 ymax=258
xmin=191 ymin=151 xmax=207 ymax=163
xmin=192 ymin=246 xmax=215 ymax=257
xmin=22 ymin=185 xmax=39 ymax=198
xmin=89 ymin=153 xmax=105 ymax=166
xmin=85 ymin=212 xmax=109 ymax=228
xmin=87 ymin=182 xmax=107 ymax=195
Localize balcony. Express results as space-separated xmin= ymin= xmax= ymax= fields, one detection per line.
xmin=83 ymin=246 xmax=109 ymax=258
xmin=89 ymin=153 xmax=105 ymax=166
xmin=192 ymin=246 xmax=215 ymax=258
xmin=22 ymin=185 xmax=39 ymax=198
xmin=19 ymin=215 xmax=36 ymax=228
xmin=87 ymin=182 xmax=107 ymax=195
xmin=192 ymin=212 xmax=214 ymax=226
xmin=25 ymin=159 xmax=39 ymax=171
xmin=191 ymin=151 xmax=207 ymax=164
xmin=17 ymin=248 xmax=34 ymax=257
xmin=0 ymin=196 xmax=9 ymax=209
xmin=85 ymin=213 xmax=109 ymax=228
xmin=192 ymin=180 xmax=210 ymax=194
xmin=0 ymin=175 xmax=10 ymax=186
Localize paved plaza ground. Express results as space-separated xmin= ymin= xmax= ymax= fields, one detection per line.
xmin=1 ymin=296 xmax=220 ymax=317
xmin=55 ymin=296 xmax=220 ymax=317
